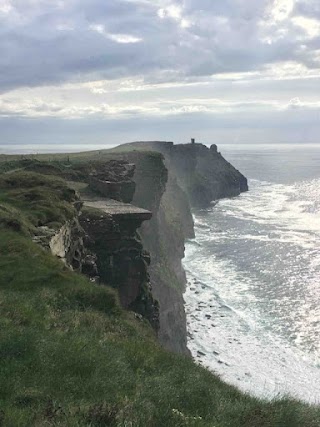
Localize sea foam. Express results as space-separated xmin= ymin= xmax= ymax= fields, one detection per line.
xmin=183 ymin=178 xmax=320 ymax=403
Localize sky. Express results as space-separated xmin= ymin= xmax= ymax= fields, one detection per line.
xmin=1 ymin=0 xmax=320 ymax=148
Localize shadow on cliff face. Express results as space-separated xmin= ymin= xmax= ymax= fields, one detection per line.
xmin=109 ymin=141 xmax=248 ymax=354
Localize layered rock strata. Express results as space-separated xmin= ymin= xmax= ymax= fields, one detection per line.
xmin=31 ymin=158 xmax=160 ymax=331
xmin=80 ymin=199 xmax=159 ymax=330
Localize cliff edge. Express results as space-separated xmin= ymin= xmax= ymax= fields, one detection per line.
xmin=111 ymin=141 xmax=248 ymax=353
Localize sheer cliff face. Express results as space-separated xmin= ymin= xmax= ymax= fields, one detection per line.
xmin=106 ymin=152 xmax=190 ymax=353
xmin=122 ymin=141 xmax=248 ymax=207
xmin=117 ymin=141 xmax=248 ymax=354
xmin=169 ymin=143 xmax=248 ymax=206
xmin=129 ymin=156 xmax=191 ymax=354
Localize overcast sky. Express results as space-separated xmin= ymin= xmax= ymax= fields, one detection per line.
xmin=1 ymin=0 xmax=320 ymax=147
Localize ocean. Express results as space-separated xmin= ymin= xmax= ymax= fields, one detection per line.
xmin=183 ymin=144 xmax=320 ymax=403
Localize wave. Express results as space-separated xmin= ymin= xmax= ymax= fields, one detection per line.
xmin=183 ymin=178 xmax=320 ymax=403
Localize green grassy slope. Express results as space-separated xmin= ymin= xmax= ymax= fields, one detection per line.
xmin=0 ymin=168 xmax=319 ymax=426
xmin=0 ymin=170 xmax=78 ymax=235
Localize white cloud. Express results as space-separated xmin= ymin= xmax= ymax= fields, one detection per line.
xmin=286 ymin=97 xmax=320 ymax=109
xmin=264 ymin=61 xmax=320 ymax=79
xmin=0 ymin=0 xmax=12 ymax=14
xmin=288 ymin=96 xmax=303 ymax=107
xmin=89 ymin=23 xmax=105 ymax=35
xmin=107 ymin=34 xmax=142 ymax=44
xmin=56 ymin=23 xmax=74 ymax=31
xmin=89 ymin=24 xmax=142 ymax=43
xmin=158 ymin=4 xmax=191 ymax=28
xmin=4 ymin=82 xmax=319 ymax=121
xmin=292 ymin=15 xmax=320 ymax=37
xmin=0 ymin=94 xmax=160 ymax=119
xmin=271 ymin=0 xmax=295 ymax=21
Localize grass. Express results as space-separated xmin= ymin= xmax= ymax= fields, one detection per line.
xmin=1 ymin=230 xmax=320 ymax=426
xmin=0 ymin=147 xmax=163 ymax=167
xmin=0 ymin=166 xmax=320 ymax=426
xmin=0 ymin=170 xmax=78 ymax=234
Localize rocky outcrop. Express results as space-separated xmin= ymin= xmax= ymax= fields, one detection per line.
xmin=49 ymin=220 xmax=84 ymax=269
xmin=30 ymin=189 xmax=98 ymax=277
xmin=88 ymin=160 xmax=136 ymax=203
xmin=30 ymin=157 xmax=160 ymax=331
xmin=79 ymin=159 xmax=159 ymax=331
xmin=79 ymin=202 xmax=159 ymax=330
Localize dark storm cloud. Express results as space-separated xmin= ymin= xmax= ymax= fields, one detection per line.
xmin=1 ymin=0 xmax=320 ymax=93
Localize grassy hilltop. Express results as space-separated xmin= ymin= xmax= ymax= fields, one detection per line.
xmin=0 ymin=157 xmax=319 ymax=426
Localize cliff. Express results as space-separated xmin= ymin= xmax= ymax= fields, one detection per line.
xmin=0 ymin=143 xmax=248 ymax=355
xmin=1 ymin=149 xmax=319 ymax=426
xmin=0 ymin=161 xmax=159 ymax=331
xmin=119 ymin=141 xmax=248 ymax=206
xmin=80 ymin=200 xmax=159 ymax=331
xmin=110 ymin=141 xmax=248 ymax=353
xmin=118 ymin=151 xmax=191 ymax=353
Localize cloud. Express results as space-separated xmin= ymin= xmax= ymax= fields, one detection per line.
xmin=1 ymin=0 xmax=320 ymax=94
xmin=1 ymin=0 xmax=320 ymax=146
xmin=89 ymin=24 xmax=143 ymax=44
xmin=2 ymin=100 xmax=320 ymax=148
xmin=294 ymin=0 xmax=320 ymax=19
xmin=0 ymin=97 xmax=160 ymax=118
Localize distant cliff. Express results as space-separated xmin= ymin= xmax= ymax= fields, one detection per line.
xmin=121 ymin=141 xmax=248 ymax=207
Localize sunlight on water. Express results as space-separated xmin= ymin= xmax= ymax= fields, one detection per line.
xmin=184 ymin=177 xmax=320 ymax=403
